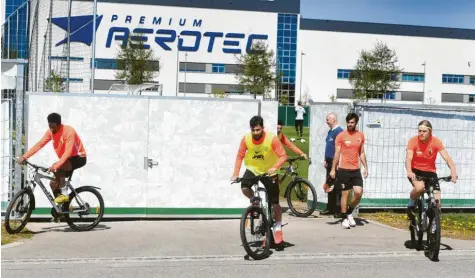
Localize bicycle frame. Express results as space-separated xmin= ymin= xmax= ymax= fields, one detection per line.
xmin=28 ymin=170 xmax=88 ymax=215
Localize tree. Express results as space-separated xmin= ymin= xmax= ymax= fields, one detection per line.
xmin=210 ymin=88 xmax=228 ymax=99
xmin=44 ymin=70 xmax=64 ymax=92
xmin=114 ymin=34 xmax=160 ymax=85
xmin=235 ymin=41 xmax=278 ymax=99
xmin=349 ymin=41 xmax=403 ymax=101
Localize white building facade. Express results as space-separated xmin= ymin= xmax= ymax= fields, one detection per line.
xmin=26 ymin=0 xmax=475 ymax=105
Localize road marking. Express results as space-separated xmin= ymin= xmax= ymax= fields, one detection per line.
xmin=3 ymin=250 xmax=475 ymax=265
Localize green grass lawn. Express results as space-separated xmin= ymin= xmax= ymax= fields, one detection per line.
xmin=278 ymin=126 xmax=310 ymax=197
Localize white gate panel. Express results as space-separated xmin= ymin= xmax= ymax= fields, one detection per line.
xmin=146 ymin=98 xmax=260 ymax=209
xmin=26 ymin=93 xmax=149 ymax=215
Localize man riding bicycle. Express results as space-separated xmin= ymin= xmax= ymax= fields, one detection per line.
xmin=17 ymin=113 xmax=87 ymax=204
xmin=406 ymin=120 xmax=457 ymax=220
xmin=277 ymin=120 xmax=308 ymax=160
xmin=232 ymin=116 xmax=287 ymax=244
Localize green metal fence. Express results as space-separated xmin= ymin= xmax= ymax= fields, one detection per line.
xmin=278 ymin=105 xmax=310 ymax=127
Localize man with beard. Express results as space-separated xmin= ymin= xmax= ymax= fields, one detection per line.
xmin=232 ymin=116 xmax=288 ymax=244
xmin=329 ymin=112 xmax=368 ymax=229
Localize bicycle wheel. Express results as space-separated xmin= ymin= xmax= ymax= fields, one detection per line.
xmin=64 ymin=186 xmax=104 ymax=232
xmin=4 ymin=188 xmax=34 ymax=234
xmin=427 ymin=207 xmax=441 ymax=261
xmin=286 ymin=179 xmax=317 ymax=217
xmin=240 ymin=206 xmax=271 ymax=260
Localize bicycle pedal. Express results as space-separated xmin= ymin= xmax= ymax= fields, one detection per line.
xmin=282 ymin=223 xmax=289 ymax=227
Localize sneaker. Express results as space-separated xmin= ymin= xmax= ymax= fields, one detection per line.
xmin=274 ymin=229 xmax=283 ymax=244
xmin=341 ymin=218 xmax=350 ymax=229
xmin=347 ymin=214 xmax=356 ymax=227
xmin=54 ymin=194 xmax=69 ymax=204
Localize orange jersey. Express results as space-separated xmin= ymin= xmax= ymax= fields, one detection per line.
xmin=233 ymin=132 xmax=287 ymax=177
xmin=406 ymin=136 xmax=444 ymax=173
xmin=335 ymin=130 xmax=365 ymax=170
xmin=23 ymin=125 xmax=86 ymax=170
xmin=278 ymin=133 xmax=304 ymax=155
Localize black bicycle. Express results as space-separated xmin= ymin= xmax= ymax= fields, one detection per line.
xmin=232 ymin=173 xmax=280 ymax=260
xmin=4 ymin=159 xmax=105 ymax=234
xmin=279 ymin=156 xmax=317 ymax=217
xmin=409 ymin=175 xmax=454 ymax=261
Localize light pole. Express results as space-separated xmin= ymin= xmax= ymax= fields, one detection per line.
xmin=299 ymin=51 xmax=306 ymax=102
xmin=175 ymin=35 xmax=181 ymax=96
xmin=422 ymin=61 xmax=426 ymax=104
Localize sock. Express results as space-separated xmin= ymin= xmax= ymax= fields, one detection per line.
xmin=275 ymin=222 xmax=282 ymax=230
xmin=408 ymin=199 xmax=416 ymax=207
xmin=347 ymin=206 xmax=354 ymax=215
xmin=60 ymin=186 xmax=68 ymax=196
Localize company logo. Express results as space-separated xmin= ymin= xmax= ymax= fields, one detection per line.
xmin=51 ymin=15 xmax=103 ymax=47
xmin=252 ymin=154 xmax=265 ymax=160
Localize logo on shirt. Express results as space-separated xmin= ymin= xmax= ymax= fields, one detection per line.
xmin=252 ymin=154 xmax=265 ymax=160
xmin=428 ymin=148 xmax=433 ymax=155
xmin=416 ymin=150 xmax=423 ymax=156
xmin=344 ymin=140 xmax=351 ymax=146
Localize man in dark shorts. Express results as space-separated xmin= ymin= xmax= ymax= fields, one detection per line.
xmin=18 ymin=112 xmax=87 ymax=204
xmin=231 ymin=116 xmax=287 ymax=244
xmin=405 ymin=120 xmax=457 ymax=221
xmin=329 ymin=112 xmax=368 ymax=229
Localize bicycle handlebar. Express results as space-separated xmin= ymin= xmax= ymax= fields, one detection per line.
xmin=231 ymin=173 xmax=272 ymax=184
xmin=14 ymin=158 xmax=69 ymax=174
xmin=415 ymin=175 xmax=456 ymax=182
xmin=287 ymin=156 xmax=312 ymax=165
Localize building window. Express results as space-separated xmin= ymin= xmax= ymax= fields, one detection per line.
xmin=212 ymin=64 xmax=226 ymax=73
xmin=442 ymin=74 xmax=464 ymax=84
xmin=337 ymin=69 xmax=352 ymax=79
xmin=277 ymin=13 xmax=298 ymax=104
xmin=61 ymin=78 xmax=83 ymax=83
xmin=470 ymin=77 xmax=475 ymax=85
xmin=383 ymin=92 xmax=396 ymax=100
xmin=469 ymin=95 xmax=475 ymax=103
xmin=402 ymin=73 xmax=424 ymax=82
xmin=93 ymin=58 xmax=159 ymax=71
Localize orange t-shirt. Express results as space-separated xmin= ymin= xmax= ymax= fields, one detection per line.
xmin=335 ymin=130 xmax=365 ymax=170
xmin=406 ymin=136 xmax=444 ymax=173
xmin=22 ymin=125 xmax=86 ymax=170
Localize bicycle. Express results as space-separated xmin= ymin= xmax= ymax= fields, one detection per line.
xmin=409 ymin=175 xmax=454 ymax=261
xmin=279 ymin=156 xmax=317 ymax=217
xmin=4 ymin=159 xmax=105 ymax=234
xmin=232 ymin=173 xmax=280 ymax=260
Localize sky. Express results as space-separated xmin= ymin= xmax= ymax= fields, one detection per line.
xmin=300 ymin=0 xmax=475 ymax=29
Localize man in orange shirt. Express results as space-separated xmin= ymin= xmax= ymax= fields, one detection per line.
xmin=232 ymin=116 xmax=287 ymax=244
xmin=17 ymin=113 xmax=87 ymax=204
xmin=329 ymin=112 xmax=368 ymax=229
xmin=405 ymin=120 xmax=457 ymax=220
xmin=277 ymin=120 xmax=308 ymax=160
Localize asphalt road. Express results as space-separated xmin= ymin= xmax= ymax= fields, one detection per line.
xmin=2 ymin=214 xmax=475 ymax=278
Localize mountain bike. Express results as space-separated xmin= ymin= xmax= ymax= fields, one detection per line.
xmin=279 ymin=156 xmax=317 ymax=217
xmin=409 ymin=175 xmax=454 ymax=261
xmin=232 ymin=173 xmax=280 ymax=260
xmin=4 ymin=159 xmax=105 ymax=234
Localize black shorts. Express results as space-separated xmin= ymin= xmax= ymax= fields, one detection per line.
xmin=408 ymin=168 xmax=440 ymax=191
xmin=336 ymin=168 xmax=363 ymax=191
xmin=56 ymin=156 xmax=87 ymax=177
xmin=241 ymin=169 xmax=280 ymax=205
xmin=295 ymin=119 xmax=304 ymax=127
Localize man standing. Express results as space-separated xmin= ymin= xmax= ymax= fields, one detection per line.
xmin=294 ymin=101 xmax=306 ymax=141
xmin=232 ymin=116 xmax=288 ymax=244
xmin=322 ymin=112 xmax=343 ymax=217
xmin=329 ymin=112 xmax=368 ymax=229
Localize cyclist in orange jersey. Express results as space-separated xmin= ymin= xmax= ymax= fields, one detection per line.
xmin=405 ymin=120 xmax=457 ymax=221
xmin=329 ymin=112 xmax=368 ymax=229
xmin=232 ymin=116 xmax=287 ymax=245
xmin=17 ymin=113 xmax=87 ymax=204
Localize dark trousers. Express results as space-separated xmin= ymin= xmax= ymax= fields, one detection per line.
xmin=325 ymin=157 xmax=341 ymax=214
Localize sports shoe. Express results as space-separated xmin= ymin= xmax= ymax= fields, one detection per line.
xmin=54 ymin=194 xmax=69 ymax=204
xmin=341 ymin=218 xmax=350 ymax=229
xmin=347 ymin=214 xmax=356 ymax=227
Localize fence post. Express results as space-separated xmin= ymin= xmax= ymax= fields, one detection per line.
xmin=14 ymin=63 xmax=25 ymax=194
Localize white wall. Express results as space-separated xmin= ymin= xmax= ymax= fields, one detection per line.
xmin=298 ymin=30 xmax=475 ymax=104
